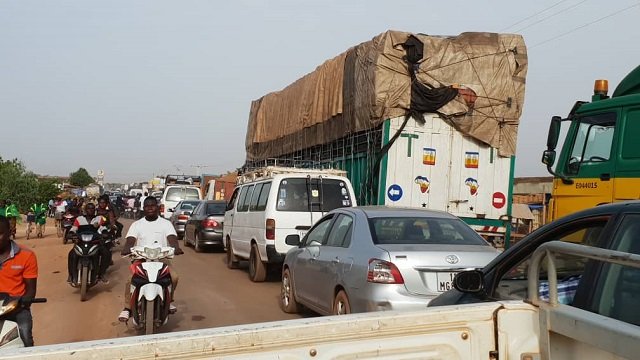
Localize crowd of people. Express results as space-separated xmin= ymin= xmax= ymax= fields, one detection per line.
xmin=0 ymin=192 xmax=183 ymax=347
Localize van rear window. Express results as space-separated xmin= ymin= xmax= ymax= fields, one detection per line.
xmin=166 ymin=187 xmax=200 ymax=201
xmin=276 ymin=178 xmax=351 ymax=212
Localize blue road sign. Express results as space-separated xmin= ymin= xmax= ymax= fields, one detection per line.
xmin=387 ymin=184 xmax=403 ymax=202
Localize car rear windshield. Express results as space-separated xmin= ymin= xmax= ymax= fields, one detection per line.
xmin=368 ymin=217 xmax=488 ymax=246
xmin=179 ymin=200 xmax=201 ymax=210
xmin=166 ymin=187 xmax=200 ymax=202
xmin=276 ymin=178 xmax=352 ymax=212
xmin=206 ymin=202 xmax=226 ymax=215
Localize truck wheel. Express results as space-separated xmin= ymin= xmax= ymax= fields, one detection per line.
xmin=333 ymin=290 xmax=351 ymax=315
xmin=226 ymin=238 xmax=240 ymax=269
xmin=249 ymin=244 xmax=267 ymax=282
xmin=280 ymin=268 xmax=299 ymax=313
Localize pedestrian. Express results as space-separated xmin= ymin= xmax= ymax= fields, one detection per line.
xmin=0 ymin=216 xmax=39 ymax=346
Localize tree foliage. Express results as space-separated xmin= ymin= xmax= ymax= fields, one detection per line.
xmin=0 ymin=157 xmax=61 ymax=212
xmin=69 ymin=167 xmax=94 ymax=187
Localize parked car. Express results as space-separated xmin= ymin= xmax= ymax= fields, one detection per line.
xmin=168 ymin=200 xmax=202 ymax=239
xmin=428 ymin=201 xmax=640 ymax=315
xmin=280 ymin=206 xmax=500 ymax=316
xmin=160 ymin=185 xmax=202 ymax=219
xmin=184 ymin=200 xmax=227 ymax=252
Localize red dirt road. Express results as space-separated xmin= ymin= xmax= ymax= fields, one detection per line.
xmin=12 ymin=218 xmax=302 ymax=346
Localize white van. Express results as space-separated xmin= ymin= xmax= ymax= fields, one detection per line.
xmin=224 ymin=167 xmax=357 ymax=282
xmin=160 ymin=185 xmax=202 ymax=219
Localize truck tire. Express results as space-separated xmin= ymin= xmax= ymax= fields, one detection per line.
xmin=333 ymin=290 xmax=351 ymax=315
xmin=280 ymin=268 xmax=299 ymax=313
xmin=226 ymin=238 xmax=239 ymax=269
xmin=249 ymin=244 xmax=267 ymax=282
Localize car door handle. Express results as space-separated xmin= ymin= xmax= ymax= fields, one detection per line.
xmin=600 ymin=173 xmax=611 ymax=181
xmin=332 ymin=257 xmax=340 ymax=264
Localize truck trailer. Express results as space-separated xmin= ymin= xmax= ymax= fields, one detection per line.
xmin=244 ymin=31 xmax=528 ymax=246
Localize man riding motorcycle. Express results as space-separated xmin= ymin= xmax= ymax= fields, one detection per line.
xmin=67 ymin=203 xmax=111 ymax=285
xmin=119 ymin=196 xmax=183 ymax=322
xmin=97 ymin=195 xmax=123 ymax=240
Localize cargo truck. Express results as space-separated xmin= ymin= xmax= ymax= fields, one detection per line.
xmin=542 ymin=65 xmax=640 ymax=221
xmin=244 ymin=31 xmax=528 ymax=246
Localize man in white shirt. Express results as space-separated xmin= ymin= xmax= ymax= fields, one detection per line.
xmin=118 ymin=196 xmax=183 ymax=322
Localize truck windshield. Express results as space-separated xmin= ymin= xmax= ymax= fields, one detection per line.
xmin=276 ymin=178 xmax=351 ymax=212
xmin=566 ymin=112 xmax=616 ymax=174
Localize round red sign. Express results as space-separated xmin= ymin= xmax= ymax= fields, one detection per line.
xmin=492 ymin=192 xmax=506 ymax=209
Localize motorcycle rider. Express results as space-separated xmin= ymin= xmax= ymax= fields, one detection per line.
xmin=0 ymin=216 xmax=39 ymax=346
xmin=118 ymin=196 xmax=184 ymax=322
xmin=97 ymin=195 xmax=123 ymax=240
xmin=67 ymin=203 xmax=111 ymax=285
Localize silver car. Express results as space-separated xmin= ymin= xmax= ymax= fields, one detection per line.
xmin=169 ymin=200 xmax=201 ymax=239
xmin=281 ymin=206 xmax=500 ymax=315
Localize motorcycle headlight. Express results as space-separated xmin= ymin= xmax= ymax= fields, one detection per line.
xmin=144 ymin=247 xmax=161 ymax=260
xmin=0 ymin=301 xmax=18 ymax=316
xmin=81 ymin=234 xmax=94 ymax=242
xmin=0 ymin=326 xmax=19 ymax=346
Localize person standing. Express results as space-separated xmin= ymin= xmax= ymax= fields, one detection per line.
xmin=0 ymin=216 xmax=39 ymax=346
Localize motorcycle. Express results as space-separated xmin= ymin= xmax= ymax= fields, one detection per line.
xmin=0 ymin=294 xmax=46 ymax=349
xmin=69 ymin=231 xmax=107 ymax=301
xmin=62 ymin=213 xmax=76 ymax=244
xmin=126 ymin=246 xmax=175 ymax=335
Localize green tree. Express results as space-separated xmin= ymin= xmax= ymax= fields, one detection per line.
xmin=69 ymin=167 xmax=94 ymax=187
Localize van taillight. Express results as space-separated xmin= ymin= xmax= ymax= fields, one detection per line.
xmin=266 ymin=218 xmax=275 ymax=240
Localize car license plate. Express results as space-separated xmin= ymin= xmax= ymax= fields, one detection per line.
xmin=436 ymin=272 xmax=457 ymax=292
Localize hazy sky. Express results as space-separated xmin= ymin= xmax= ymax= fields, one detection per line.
xmin=2 ymin=0 xmax=639 ymax=183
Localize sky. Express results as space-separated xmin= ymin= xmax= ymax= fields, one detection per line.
xmin=1 ymin=0 xmax=639 ymax=183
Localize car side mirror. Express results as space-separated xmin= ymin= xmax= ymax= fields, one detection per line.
xmin=453 ymin=270 xmax=484 ymax=293
xmin=168 ymin=208 xmax=175 ymax=213
xmin=285 ymin=234 xmax=300 ymax=246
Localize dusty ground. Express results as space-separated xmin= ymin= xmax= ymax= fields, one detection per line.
xmin=12 ymin=217 xmax=303 ymax=346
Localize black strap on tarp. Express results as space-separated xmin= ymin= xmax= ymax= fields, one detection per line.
xmin=366 ymin=36 xmax=458 ymax=200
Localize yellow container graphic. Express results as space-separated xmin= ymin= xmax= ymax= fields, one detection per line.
xmin=465 ymin=152 xmax=479 ymax=168
xmin=423 ymin=148 xmax=436 ymax=165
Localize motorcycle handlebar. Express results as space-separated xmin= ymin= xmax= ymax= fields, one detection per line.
xmin=20 ymin=297 xmax=47 ymax=305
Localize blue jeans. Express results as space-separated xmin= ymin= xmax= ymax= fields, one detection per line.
xmin=6 ymin=308 xmax=33 ymax=347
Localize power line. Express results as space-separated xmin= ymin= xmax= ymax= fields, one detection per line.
xmin=501 ymin=0 xmax=571 ymax=31
xmin=514 ymin=0 xmax=588 ymax=33
xmin=532 ymin=2 xmax=640 ymax=48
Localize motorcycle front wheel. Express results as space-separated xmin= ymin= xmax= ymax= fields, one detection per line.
xmin=145 ymin=300 xmax=155 ymax=335
xmin=80 ymin=265 xmax=89 ymax=301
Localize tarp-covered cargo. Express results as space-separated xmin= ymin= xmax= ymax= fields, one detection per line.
xmin=246 ymin=30 xmax=527 ymax=161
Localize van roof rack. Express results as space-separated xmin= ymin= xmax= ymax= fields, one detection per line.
xmin=237 ymin=166 xmax=346 ymax=185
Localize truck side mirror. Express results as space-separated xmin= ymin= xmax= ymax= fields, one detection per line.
xmin=453 ymin=270 xmax=484 ymax=293
xmin=542 ymin=150 xmax=556 ymax=167
xmin=547 ymin=116 xmax=562 ymax=150
xmin=285 ymin=234 xmax=301 ymax=246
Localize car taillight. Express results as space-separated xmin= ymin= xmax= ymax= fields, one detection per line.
xmin=202 ymin=218 xmax=220 ymax=228
xmin=367 ymin=259 xmax=404 ymax=284
xmin=160 ymin=204 xmax=165 ymax=214
xmin=266 ymin=218 xmax=275 ymax=240
xmin=178 ymin=214 xmax=190 ymax=221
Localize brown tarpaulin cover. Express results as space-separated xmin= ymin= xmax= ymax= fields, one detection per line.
xmin=246 ymin=30 xmax=527 ymax=161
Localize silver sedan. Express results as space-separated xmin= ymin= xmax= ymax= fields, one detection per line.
xmin=281 ymin=206 xmax=500 ymax=315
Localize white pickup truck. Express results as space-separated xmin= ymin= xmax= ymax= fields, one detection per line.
xmin=5 ymin=240 xmax=639 ymax=359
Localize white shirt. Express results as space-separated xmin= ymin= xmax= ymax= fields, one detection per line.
xmin=126 ymin=216 xmax=176 ymax=247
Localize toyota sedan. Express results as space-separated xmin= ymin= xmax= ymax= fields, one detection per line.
xmin=280 ymin=206 xmax=500 ymax=315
